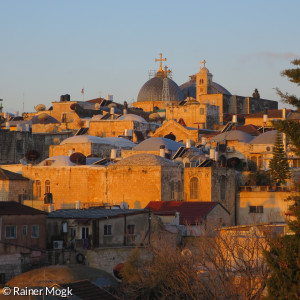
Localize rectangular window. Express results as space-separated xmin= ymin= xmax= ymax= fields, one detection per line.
xmin=31 ymin=225 xmax=39 ymax=238
xmin=61 ymin=113 xmax=67 ymax=123
xmin=249 ymin=206 xmax=264 ymax=213
xmin=127 ymin=225 xmax=135 ymax=235
xmin=22 ymin=225 xmax=27 ymax=236
xmin=6 ymin=225 xmax=17 ymax=239
xmin=81 ymin=227 xmax=89 ymax=239
xmin=104 ymin=225 xmax=112 ymax=236
xmin=200 ymin=108 xmax=204 ymax=115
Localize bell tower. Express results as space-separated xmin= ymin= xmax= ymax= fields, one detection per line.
xmin=196 ymin=60 xmax=213 ymax=101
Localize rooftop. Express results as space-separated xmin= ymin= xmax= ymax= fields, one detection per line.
xmin=145 ymin=201 xmax=229 ymax=225
xmin=0 ymin=201 xmax=46 ymax=215
xmin=0 ymin=168 xmax=29 ymax=180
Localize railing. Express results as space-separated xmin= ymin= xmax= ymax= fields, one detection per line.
xmin=240 ymin=186 xmax=293 ymax=192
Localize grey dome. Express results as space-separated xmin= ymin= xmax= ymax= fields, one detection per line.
xmin=250 ymin=130 xmax=281 ymax=145
xmin=137 ymin=76 xmax=184 ymax=102
xmin=180 ymin=79 xmax=232 ymax=98
xmin=210 ymin=130 xmax=253 ymax=143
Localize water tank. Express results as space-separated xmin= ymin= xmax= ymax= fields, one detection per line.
xmin=64 ymin=94 xmax=70 ymax=101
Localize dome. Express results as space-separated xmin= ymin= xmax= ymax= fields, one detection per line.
xmin=134 ymin=137 xmax=183 ymax=152
xmin=180 ymin=79 xmax=232 ymax=98
xmin=210 ymin=130 xmax=253 ymax=143
xmin=137 ymin=76 xmax=184 ymax=102
xmin=115 ymin=154 xmax=177 ymax=167
xmin=250 ymin=130 xmax=281 ymax=145
xmin=118 ymin=114 xmax=147 ymax=123
xmin=31 ymin=114 xmax=59 ymax=124
xmin=7 ymin=265 xmax=117 ymax=289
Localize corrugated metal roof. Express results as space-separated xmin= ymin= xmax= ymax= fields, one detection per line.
xmin=48 ymin=208 xmax=146 ymax=219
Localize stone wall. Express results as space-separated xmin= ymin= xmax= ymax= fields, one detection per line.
xmin=0 ymin=179 xmax=31 ymax=202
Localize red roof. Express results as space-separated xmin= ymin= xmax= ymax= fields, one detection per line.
xmin=234 ymin=124 xmax=261 ymax=136
xmin=145 ymin=201 xmax=229 ymax=225
xmin=0 ymin=201 xmax=47 ymax=215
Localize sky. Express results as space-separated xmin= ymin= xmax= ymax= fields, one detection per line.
xmin=0 ymin=0 xmax=299 ymax=113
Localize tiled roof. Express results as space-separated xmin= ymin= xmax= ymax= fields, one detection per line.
xmin=246 ymin=109 xmax=292 ymax=119
xmin=145 ymin=201 xmax=229 ymax=225
xmin=0 ymin=168 xmax=29 ymax=180
xmin=48 ymin=208 xmax=146 ymax=219
xmin=0 ymin=201 xmax=47 ymax=215
xmin=234 ymin=125 xmax=261 ymax=136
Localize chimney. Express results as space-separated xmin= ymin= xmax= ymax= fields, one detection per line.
xmin=282 ymin=108 xmax=286 ymax=120
xmin=123 ymin=108 xmax=127 ymax=115
xmin=186 ymin=139 xmax=191 ymax=148
xmin=209 ymin=148 xmax=215 ymax=160
xmin=47 ymin=205 xmax=54 ymax=213
xmin=160 ymin=145 xmax=166 ymax=158
xmin=75 ymin=201 xmax=81 ymax=209
xmin=263 ymin=109 xmax=268 ymax=123
xmin=201 ymin=137 xmax=207 ymax=145
xmin=111 ymin=148 xmax=117 ymax=160
xmin=214 ymin=151 xmax=218 ymax=161
xmin=173 ymin=212 xmax=180 ymax=226
xmin=232 ymin=114 xmax=237 ymax=124
xmin=110 ymin=107 xmax=115 ymax=115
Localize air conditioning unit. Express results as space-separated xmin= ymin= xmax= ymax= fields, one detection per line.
xmin=53 ymin=240 xmax=63 ymax=250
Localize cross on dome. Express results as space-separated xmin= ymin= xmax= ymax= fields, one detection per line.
xmin=155 ymin=53 xmax=167 ymax=72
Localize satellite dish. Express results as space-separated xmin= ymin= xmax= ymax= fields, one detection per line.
xmin=35 ymin=104 xmax=46 ymax=112
xmin=69 ymin=152 xmax=86 ymax=165
xmin=181 ymin=248 xmax=192 ymax=258
xmin=25 ymin=150 xmax=41 ymax=162
xmin=70 ymin=103 xmax=79 ymax=110
xmin=113 ymin=263 xmax=124 ymax=280
xmin=120 ymin=202 xmax=129 ymax=209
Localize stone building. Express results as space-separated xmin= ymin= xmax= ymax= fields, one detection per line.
xmin=0 ymin=129 xmax=72 ymax=164
xmin=184 ymin=167 xmax=236 ymax=224
xmin=0 ymin=202 xmax=47 ymax=283
xmin=0 ymin=168 xmax=30 ymax=202
xmin=166 ymin=97 xmax=219 ymax=129
xmin=46 ymin=208 xmax=151 ymax=249
xmin=22 ymin=153 xmax=184 ymax=210
xmin=49 ymin=135 xmax=135 ymax=158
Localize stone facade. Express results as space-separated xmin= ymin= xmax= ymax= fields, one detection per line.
xmin=238 ymin=190 xmax=291 ymax=225
xmin=0 ymin=129 xmax=72 ymax=164
xmin=166 ymin=101 xmax=219 ymax=129
xmin=0 ymin=178 xmax=30 ymax=202
xmin=184 ymin=167 xmax=236 ymax=224
xmin=22 ymin=154 xmax=184 ymax=209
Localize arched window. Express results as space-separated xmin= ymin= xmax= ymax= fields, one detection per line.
xmin=35 ymin=180 xmax=41 ymax=199
xmin=258 ymin=156 xmax=263 ymax=170
xmin=45 ymin=180 xmax=51 ymax=193
xmin=190 ymin=177 xmax=198 ymax=200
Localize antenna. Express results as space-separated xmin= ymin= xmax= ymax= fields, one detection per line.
xmin=148 ymin=70 xmax=156 ymax=79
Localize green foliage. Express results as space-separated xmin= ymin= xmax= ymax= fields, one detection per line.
xmin=269 ymin=132 xmax=290 ymax=185
xmin=265 ymin=59 xmax=300 ymax=299
xmin=247 ymin=171 xmax=271 ymax=186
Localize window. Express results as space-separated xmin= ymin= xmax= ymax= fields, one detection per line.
xmin=45 ymin=180 xmax=50 ymax=193
xmin=35 ymin=180 xmax=41 ymax=198
xmin=31 ymin=225 xmax=39 ymax=238
xmin=22 ymin=225 xmax=27 ymax=236
xmin=127 ymin=225 xmax=135 ymax=235
xmin=81 ymin=227 xmax=89 ymax=239
xmin=6 ymin=225 xmax=17 ymax=239
xmin=249 ymin=206 xmax=264 ymax=213
xmin=200 ymin=108 xmax=204 ymax=115
xmin=61 ymin=113 xmax=67 ymax=123
xmin=190 ymin=177 xmax=199 ymax=200
xmin=104 ymin=225 xmax=112 ymax=236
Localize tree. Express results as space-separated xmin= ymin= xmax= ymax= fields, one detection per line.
xmin=268 ymin=132 xmax=290 ymax=185
xmin=264 ymin=59 xmax=300 ymax=299
xmin=120 ymin=224 xmax=269 ymax=300
xmin=252 ymin=88 xmax=260 ymax=99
